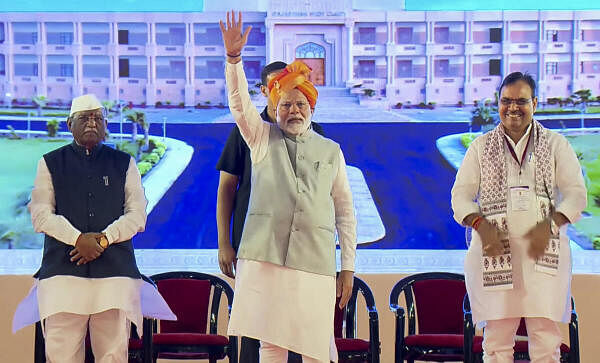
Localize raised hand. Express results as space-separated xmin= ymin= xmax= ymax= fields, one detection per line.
xmin=219 ymin=11 xmax=252 ymax=57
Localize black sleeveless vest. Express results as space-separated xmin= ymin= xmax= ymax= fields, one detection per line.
xmin=35 ymin=142 xmax=141 ymax=280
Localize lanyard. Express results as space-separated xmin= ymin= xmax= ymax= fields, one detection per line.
xmin=504 ymin=131 xmax=532 ymax=175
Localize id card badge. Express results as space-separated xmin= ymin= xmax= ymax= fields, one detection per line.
xmin=510 ymin=186 xmax=530 ymax=211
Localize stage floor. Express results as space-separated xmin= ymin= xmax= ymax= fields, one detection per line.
xmin=2 ymin=248 xmax=600 ymax=275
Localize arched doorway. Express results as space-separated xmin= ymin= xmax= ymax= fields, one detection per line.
xmin=295 ymin=42 xmax=325 ymax=86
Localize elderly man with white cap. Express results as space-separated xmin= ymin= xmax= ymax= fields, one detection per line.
xmin=13 ymin=94 xmax=175 ymax=363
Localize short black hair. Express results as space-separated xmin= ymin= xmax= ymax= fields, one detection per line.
xmin=498 ymin=72 xmax=537 ymax=98
xmin=260 ymin=61 xmax=287 ymax=86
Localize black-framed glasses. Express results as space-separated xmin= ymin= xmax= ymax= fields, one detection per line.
xmin=500 ymin=98 xmax=532 ymax=106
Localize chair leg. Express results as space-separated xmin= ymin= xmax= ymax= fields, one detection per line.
xmin=34 ymin=321 xmax=46 ymax=363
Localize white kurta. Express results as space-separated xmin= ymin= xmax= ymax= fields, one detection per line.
xmin=13 ymin=155 xmax=176 ymax=334
xmin=225 ymin=60 xmax=357 ymax=362
xmin=451 ymin=124 xmax=587 ymax=327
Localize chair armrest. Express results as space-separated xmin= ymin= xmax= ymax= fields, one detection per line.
xmin=368 ymin=310 xmax=381 ymax=363
xmin=142 ymin=317 xmax=154 ymax=363
xmin=389 ymin=304 xmax=405 ymax=317
xmin=463 ymin=310 xmax=475 ymax=363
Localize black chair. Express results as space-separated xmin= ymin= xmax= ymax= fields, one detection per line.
xmin=147 ymin=271 xmax=237 ymax=363
xmin=335 ymin=275 xmax=380 ymax=363
xmin=389 ymin=272 xmax=466 ymax=363
xmin=463 ymin=294 xmax=580 ymax=363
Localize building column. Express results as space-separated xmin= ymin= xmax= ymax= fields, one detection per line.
xmin=5 ymin=22 xmax=14 ymax=104
xmin=38 ymin=22 xmax=47 ymax=97
xmin=463 ymin=20 xmax=473 ymax=104
xmin=184 ymin=22 xmax=194 ymax=106
xmin=345 ymin=19 xmax=354 ymax=87
xmin=572 ymin=19 xmax=579 ymax=92
xmin=425 ymin=19 xmax=436 ymax=103
xmin=386 ymin=20 xmax=394 ymax=85
xmin=74 ymin=22 xmax=84 ymax=97
xmin=146 ymin=22 xmax=157 ymax=106
xmin=265 ymin=19 xmax=274 ymax=64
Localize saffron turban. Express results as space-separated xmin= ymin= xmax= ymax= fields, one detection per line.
xmin=267 ymin=60 xmax=318 ymax=109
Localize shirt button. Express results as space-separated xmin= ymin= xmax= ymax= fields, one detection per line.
xmin=88 ymin=192 xmax=93 ymax=198
xmin=89 ymin=212 xmax=94 ymax=217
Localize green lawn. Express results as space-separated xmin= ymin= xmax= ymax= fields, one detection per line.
xmin=0 ymin=137 xmax=71 ymax=248
xmin=461 ymin=132 xmax=600 ymax=248
xmin=0 ymin=136 xmax=166 ymax=249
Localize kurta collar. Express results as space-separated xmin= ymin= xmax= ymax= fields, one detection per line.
xmin=502 ymin=122 xmax=533 ymax=149
xmin=70 ymin=141 xmax=103 ymax=159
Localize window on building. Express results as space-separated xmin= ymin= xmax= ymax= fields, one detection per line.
xmin=13 ymin=22 xmax=38 ymax=44
xmin=0 ymin=23 xmax=6 ymax=44
xmin=118 ymin=30 xmax=128 ymax=44
xmin=48 ymin=55 xmax=74 ymax=77
xmin=156 ymin=57 xmax=185 ymax=79
xmin=118 ymin=23 xmax=147 ymax=45
xmin=545 ymin=62 xmax=558 ymax=75
xmin=489 ymin=59 xmax=501 ymax=75
xmin=14 ymin=55 xmax=39 ymax=76
xmin=243 ymin=60 xmax=262 ymax=80
xmin=245 ymin=23 xmax=266 ymax=46
xmin=82 ymin=23 xmax=110 ymax=45
xmin=194 ymin=26 xmax=221 ymax=45
xmin=546 ymin=30 xmax=558 ymax=42
xmin=156 ymin=24 xmax=185 ymax=46
xmin=490 ymin=28 xmax=502 ymax=43
xmin=83 ymin=55 xmax=110 ymax=78
xmin=60 ymin=64 xmax=73 ymax=77
xmin=358 ymin=60 xmax=376 ymax=78
xmin=119 ymin=58 xmax=129 ymax=77
xmin=434 ymin=59 xmax=450 ymax=77
xmin=434 ymin=27 xmax=450 ymax=43
xmin=396 ymin=60 xmax=412 ymax=77
xmin=358 ymin=27 xmax=376 ymax=44
xmin=396 ymin=27 xmax=413 ymax=44
xmin=296 ymin=42 xmax=325 ymax=59
xmin=0 ymin=54 xmax=5 ymax=75
xmin=59 ymin=32 xmax=73 ymax=44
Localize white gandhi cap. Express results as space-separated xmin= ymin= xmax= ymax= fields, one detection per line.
xmin=69 ymin=94 xmax=103 ymax=117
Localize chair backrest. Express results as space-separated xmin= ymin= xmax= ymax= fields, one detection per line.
xmin=390 ymin=272 xmax=466 ymax=335
xmin=151 ymin=271 xmax=234 ymax=335
xmin=334 ymin=276 xmax=377 ymax=339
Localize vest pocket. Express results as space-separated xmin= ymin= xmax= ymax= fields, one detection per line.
xmin=317 ymin=225 xmax=335 ymax=234
xmin=248 ymin=212 xmax=273 ymax=217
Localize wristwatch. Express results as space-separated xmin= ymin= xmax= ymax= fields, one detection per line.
xmin=97 ymin=233 xmax=109 ymax=249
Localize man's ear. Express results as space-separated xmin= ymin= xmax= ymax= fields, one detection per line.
xmin=260 ymin=85 xmax=268 ymax=97
xmin=66 ymin=117 xmax=73 ymax=131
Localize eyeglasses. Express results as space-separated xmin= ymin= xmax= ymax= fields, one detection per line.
xmin=500 ymin=98 xmax=532 ymax=106
xmin=279 ymin=102 xmax=309 ymax=111
xmin=76 ymin=114 xmax=104 ymax=124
